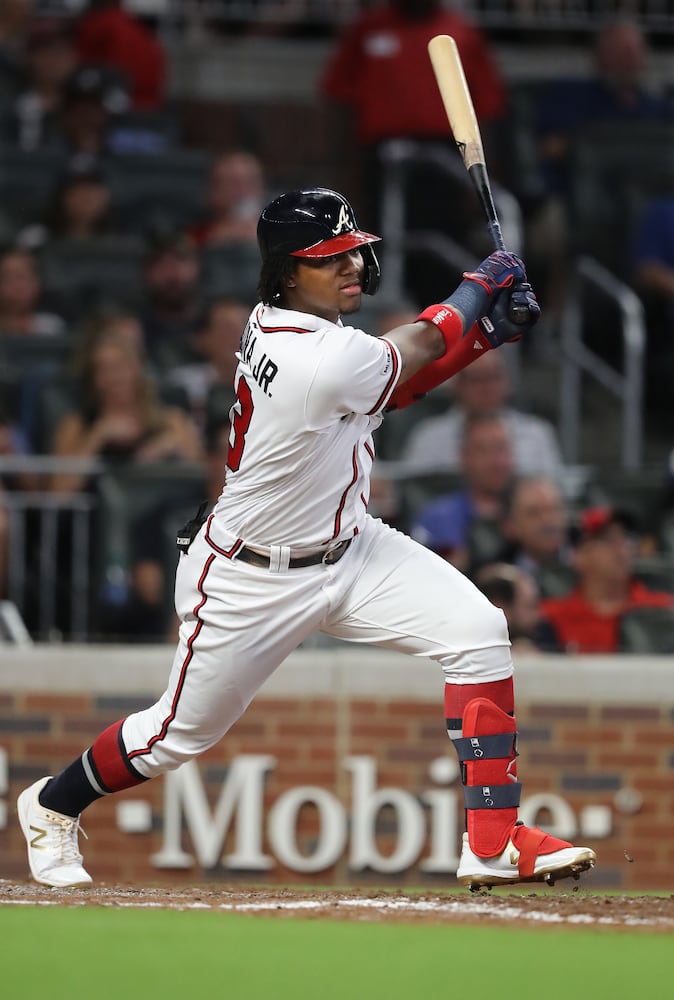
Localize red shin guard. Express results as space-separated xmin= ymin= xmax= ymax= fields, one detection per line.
xmin=457 ymin=698 xmax=521 ymax=858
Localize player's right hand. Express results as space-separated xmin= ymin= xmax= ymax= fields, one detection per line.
xmin=463 ymin=251 xmax=526 ymax=296
xmin=477 ymin=281 xmax=540 ymax=347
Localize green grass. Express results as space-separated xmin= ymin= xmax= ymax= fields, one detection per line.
xmin=2 ymin=906 xmax=672 ymax=1000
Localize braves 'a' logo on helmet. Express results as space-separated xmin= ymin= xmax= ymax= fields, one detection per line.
xmin=331 ymin=204 xmax=354 ymax=236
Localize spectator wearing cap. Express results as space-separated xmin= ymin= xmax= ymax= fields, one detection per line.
xmin=53 ymin=63 xmax=128 ymax=157
xmin=539 ymin=506 xmax=673 ymax=654
xmin=7 ymin=15 xmax=78 ymax=151
xmin=410 ymin=412 xmax=514 ymax=574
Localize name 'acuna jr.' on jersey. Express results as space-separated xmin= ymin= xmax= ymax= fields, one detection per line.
xmin=213 ymin=303 xmax=401 ymax=549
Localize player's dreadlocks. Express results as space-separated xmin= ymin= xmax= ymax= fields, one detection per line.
xmin=258 ymin=254 xmax=297 ymax=305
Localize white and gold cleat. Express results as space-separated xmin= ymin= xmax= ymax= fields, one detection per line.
xmin=456 ymin=825 xmax=596 ymax=890
xmin=17 ymin=777 xmax=92 ymax=888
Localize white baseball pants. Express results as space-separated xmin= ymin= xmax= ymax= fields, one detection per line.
xmin=122 ymin=515 xmax=512 ymax=777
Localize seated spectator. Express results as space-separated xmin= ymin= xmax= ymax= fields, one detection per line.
xmin=499 ymin=476 xmax=574 ymax=597
xmin=534 ymin=20 xmax=672 ymax=203
xmin=164 ymin=295 xmax=249 ymax=428
xmin=474 ymin=562 xmax=558 ymax=654
xmin=528 ymin=18 xmax=673 ymax=314
xmin=48 ymin=324 xmax=203 ymax=494
xmin=19 ymin=152 xmax=115 ymax=249
xmin=0 ymin=245 xmax=65 ymax=336
xmin=75 ymin=1 xmax=166 ymax=111
xmin=540 ymin=506 xmax=673 ymax=654
xmin=190 ymin=151 xmax=266 ymax=249
xmin=410 ymin=412 xmax=514 ymax=574
xmin=6 ymin=14 xmax=77 ymax=151
xmin=140 ymin=226 xmax=204 ymax=372
xmin=402 ymin=350 xmax=563 ymax=480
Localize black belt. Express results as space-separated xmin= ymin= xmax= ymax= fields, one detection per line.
xmin=237 ymin=538 xmax=352 ymax=569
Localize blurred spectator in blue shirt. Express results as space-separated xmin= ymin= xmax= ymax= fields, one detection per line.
xmin=534 ymin=19 xmax=673 ymax=200
xmin=410 ymin=412 xmax=515 ymax=574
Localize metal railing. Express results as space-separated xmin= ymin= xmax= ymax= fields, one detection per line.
xmin=558 ymin=255 xmax=646 ymax=470
xmin=378 ymin=138 xmax=524 ymax=296
xmin=0 ymin=457 xmax=102 ymax=641
xmin=377 ymin=138 xmax=524 ymax=386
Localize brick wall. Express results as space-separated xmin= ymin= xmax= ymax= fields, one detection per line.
xmin=1 ymin=648 xmax=672 ymax=890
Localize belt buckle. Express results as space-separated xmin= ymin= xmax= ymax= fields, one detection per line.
xmin=322 ymin=540 xmax=345 ymax=565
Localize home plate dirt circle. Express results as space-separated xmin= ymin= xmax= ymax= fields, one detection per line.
xmin=1 ymin=881 xmax=673 ymax=930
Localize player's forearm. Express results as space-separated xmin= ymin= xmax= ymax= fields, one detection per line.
xmin=386 ymin=318 xmax=490 ymax=411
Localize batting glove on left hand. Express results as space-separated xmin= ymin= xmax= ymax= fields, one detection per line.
xmin=477 ymin=281 xmax=541 ymax=347
xmin=463 ymin=251 xmax=527 ymax=296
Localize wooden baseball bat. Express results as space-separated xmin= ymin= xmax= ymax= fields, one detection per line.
xmin=428 ymin=34 xmax=530 ymax=322
xmin=427 ymin=33 xmax=505 ymax=250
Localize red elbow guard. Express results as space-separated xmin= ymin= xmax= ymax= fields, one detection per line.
xmin=386 ymin=308 xmax=494 ymax=411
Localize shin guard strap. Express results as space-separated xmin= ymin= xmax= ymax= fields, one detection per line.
xmin=453 ymin=733 xmax=518 ymax=762
xmin=463 ymin=782 xmax=522 ymax=810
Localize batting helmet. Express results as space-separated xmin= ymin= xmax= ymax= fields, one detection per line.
xmin=257 ymin=188 xmax=381 ymax=295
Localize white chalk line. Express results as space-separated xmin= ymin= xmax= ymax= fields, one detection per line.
xmin=1 ymin=889 xmax=672 ymax=928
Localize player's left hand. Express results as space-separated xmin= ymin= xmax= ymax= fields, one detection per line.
xmin=477 ymin=281 xmax=540 ymax=347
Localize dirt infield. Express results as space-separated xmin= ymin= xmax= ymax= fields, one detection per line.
xmin=1 ymin=880 xmax=673 ymax=930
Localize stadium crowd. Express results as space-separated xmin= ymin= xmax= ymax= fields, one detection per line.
xmin=1 ymin=1 xmax=673 ymax=651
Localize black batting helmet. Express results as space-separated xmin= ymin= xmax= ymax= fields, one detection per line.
xmin=257 ymin=188 xmax=381 ymax=297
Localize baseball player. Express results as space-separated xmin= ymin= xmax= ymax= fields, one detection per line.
xmin=17 ymin=188 xmax=596 ymax=890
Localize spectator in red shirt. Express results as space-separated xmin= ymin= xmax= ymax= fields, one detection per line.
xmin=321 ymin=0 xmax=506 ymax=147
xmin=320 ymin=0 xmax=507 ymax=302
xmin=75 ymin=0 xmax=166 ymax=110
xmin=540 ymin=506 xmax=673 ymax=654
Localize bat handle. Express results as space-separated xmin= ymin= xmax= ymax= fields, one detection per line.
xmin=487 ymin=219 xmax=531 ymax=326
xmin=487 ymin=219 xmax=506 ymax=253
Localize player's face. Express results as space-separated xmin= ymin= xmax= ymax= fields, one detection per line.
xmin=286 ymin=249 xmax=364 ymax=322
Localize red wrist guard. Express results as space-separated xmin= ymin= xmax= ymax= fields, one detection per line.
xmin=415 ymin=303 xmax=463 ymax=347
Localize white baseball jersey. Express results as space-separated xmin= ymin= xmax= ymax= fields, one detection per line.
xmin=211 ymin=303 xmax=401 ymax=549
xmin=119 ymin=301 xmax=512 ymax=781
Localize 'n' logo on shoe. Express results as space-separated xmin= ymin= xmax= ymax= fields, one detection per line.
xmin=29 ymin=825 xmax=47 ymax=849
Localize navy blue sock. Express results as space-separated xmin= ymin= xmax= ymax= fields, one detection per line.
xmin=39 ymin=755 xmax=103 ymax=818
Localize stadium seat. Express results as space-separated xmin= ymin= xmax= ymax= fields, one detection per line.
xmin=94 ymin=463 xmax=207 ymax=627
xmin=106 ymin=149 xmax=212 ymax=232
xmin=568 ymin=122 xmax=674 ymax=276
xmin=618 ymin=605 xmax=674 ymax=654
xmin=0 ymin=145 xmax=66 ymax=229
xmin=39 ymin=235 xmax=145 ymax=316
xmin=200 ymin=242 xmax=261 ymax=307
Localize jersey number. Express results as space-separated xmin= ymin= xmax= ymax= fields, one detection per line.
xmin=227 ymin=378 xmax=254 ymax=472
